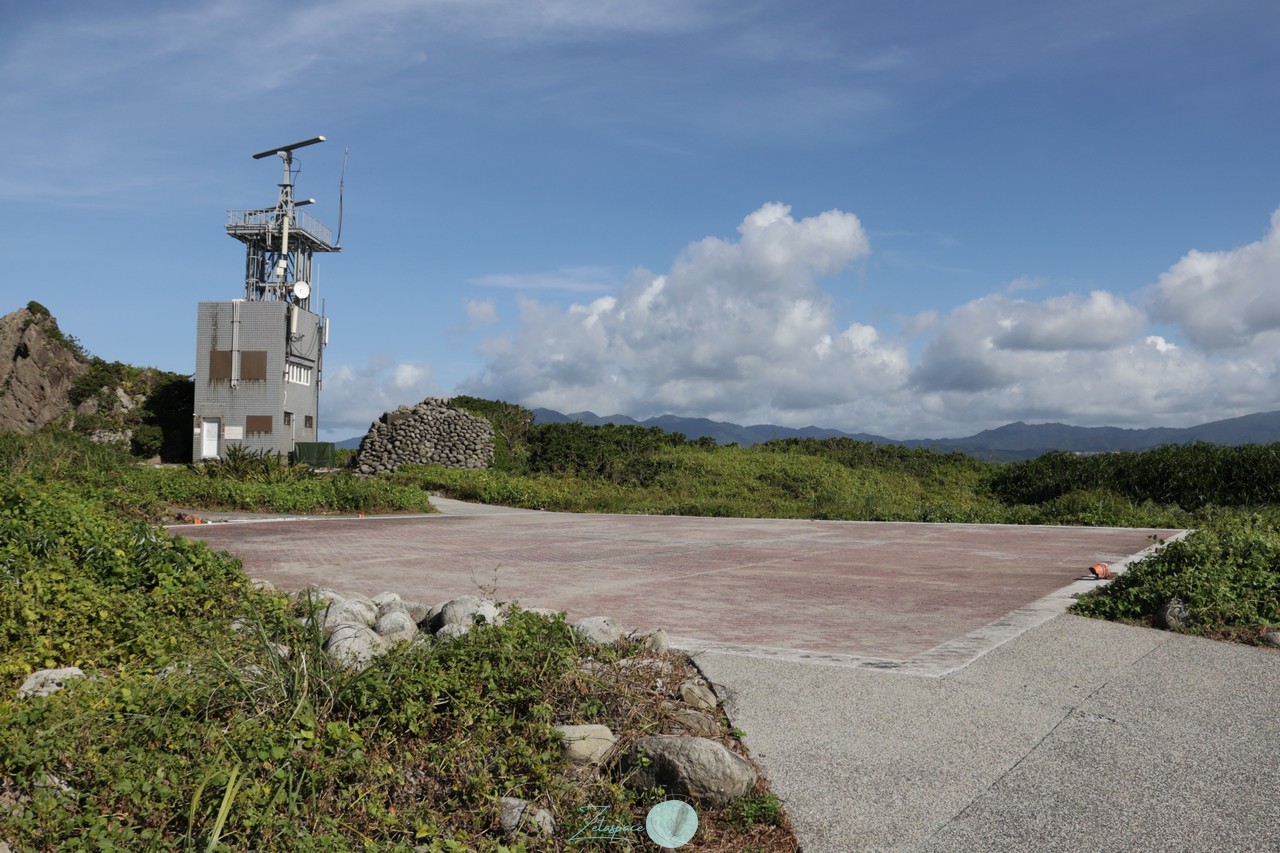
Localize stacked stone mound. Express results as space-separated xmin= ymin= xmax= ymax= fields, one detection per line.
xmin=354 ymin=397 xmax=494 ymax=474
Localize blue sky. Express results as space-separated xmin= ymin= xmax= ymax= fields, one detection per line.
xmin=3 ymin=0 xmax=1279 ymax=440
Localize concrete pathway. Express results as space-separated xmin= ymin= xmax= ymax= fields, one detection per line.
xmin=174 ymin=499 xmax=1280 ymax=852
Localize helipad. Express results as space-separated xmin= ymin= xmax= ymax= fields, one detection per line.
xmin=178 ymin=499 xmax=1177 ymax=675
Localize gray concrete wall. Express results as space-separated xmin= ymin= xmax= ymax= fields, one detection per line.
xmin=192 ymin=300 xmax=322 ymax=461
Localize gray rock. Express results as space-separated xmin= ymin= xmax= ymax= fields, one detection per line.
xmin=498 ymin=797 xmax=555 ymax=837
xmin=639 ymin=628 xmax=671 ymax=653
xmin=434 ymin=623 xmax=472 ymax=641
xmin=323 ymin=597 xmax=378 ymax=637
xmin=249 ymin=577 xmax=277 ymax=594
xmin=1261 ymin=631 xmax=1280 ymax=648
xmin=374 ymin=610 xmax=418 ymax=643
xmin=433 ymin=595 xmax=503 ymax=632
xmin=573 ymin=616 xmax=624 ymax=645
xmin=554 ymin=724 xmax=616 ymax=765
xmin=400 ymin=599 xmax=432 ymax=624
xmin=669 ymin=707 xmax=720 ymax=738
xmin=0 ymin=306 xmax=88 ymax=435
xmin=680 ymin=679 xmax=718 ymax=711
xmin=1156 ymin=598 xmax=1189 ymax=631
xmin=18 ymin=667 xmax=86 ymax=700
xmin=623 ymin=735 xmax=758 ymax=805
xmin=325 ymin=622 xmax=388 ymax=671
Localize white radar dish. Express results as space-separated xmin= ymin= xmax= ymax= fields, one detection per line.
xmin=293 ymin=281 xmax=311 ymax=300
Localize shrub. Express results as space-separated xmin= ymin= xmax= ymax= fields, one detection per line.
xmin=1071 ymin=513 xmax=1280 ymax=639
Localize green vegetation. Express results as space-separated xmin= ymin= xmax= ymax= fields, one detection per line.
xmin=0 ymin=430 xmax=434 ymax=523
xmin=68 ymin=357 xmax=195 ymax=461
xmin=0 ymin=432 xmax=798 ymax=851
xmin=1072 ymin=513 xmax=1280 ymax=643
xmin=4 ymin=391 xmax=1280 ymax=848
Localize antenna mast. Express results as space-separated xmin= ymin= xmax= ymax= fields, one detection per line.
xmin=225 ymin=136 xmax=340 ymax=310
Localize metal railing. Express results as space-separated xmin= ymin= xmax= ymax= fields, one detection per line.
xmin=226 ymin=208 xmax=334 ymax=248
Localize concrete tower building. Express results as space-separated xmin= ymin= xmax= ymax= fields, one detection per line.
xmin=192 ymin=137 xmax=338 ymax=461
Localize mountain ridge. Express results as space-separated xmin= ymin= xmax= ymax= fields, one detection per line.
xmin=525 ymin=408 xmax=1280 ymax=461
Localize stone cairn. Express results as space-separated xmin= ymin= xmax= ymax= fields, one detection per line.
xmin=353 ymin=397 xmax=494 ymax=475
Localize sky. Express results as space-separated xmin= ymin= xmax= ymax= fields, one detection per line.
xmin=3 ymin=0 xmax=1279 ymax=441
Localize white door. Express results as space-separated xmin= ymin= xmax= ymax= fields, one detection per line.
xmin=201 ymin=418 xmax=220 ymax=459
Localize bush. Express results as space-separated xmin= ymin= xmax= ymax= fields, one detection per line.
xmin=989 ymin=443 xmax=1280 ymax=509
xmin=1071 ymin=513 xmax=1280 ymax=639
xmin=0 ymin=476 xmax=249 ymax=682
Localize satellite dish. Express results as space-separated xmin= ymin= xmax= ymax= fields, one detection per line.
xmin=293 ymin=281 xmax=311 ymax=300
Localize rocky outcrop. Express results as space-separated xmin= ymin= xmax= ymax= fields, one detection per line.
xmin=354 ymin=397 xmax=494 ymax=475
xmin=0 ymin=305 xmax=87 ymax=434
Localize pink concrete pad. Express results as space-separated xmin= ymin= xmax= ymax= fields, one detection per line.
xmin=177 ymin=511 xmax=1176 ymax=661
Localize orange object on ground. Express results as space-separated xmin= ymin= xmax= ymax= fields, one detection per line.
xmin=1089 ymin=563 xmax=1112 ymax=579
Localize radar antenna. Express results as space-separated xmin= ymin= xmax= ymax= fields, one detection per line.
xmin=225 ymin=135 xmax=340 ymax=310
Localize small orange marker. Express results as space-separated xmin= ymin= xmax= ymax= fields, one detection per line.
xmin=192 ymin=516 xmax=202 ymax=524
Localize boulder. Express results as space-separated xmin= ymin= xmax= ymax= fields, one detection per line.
xmin=1156 ymin=598 xmax=1189 ymax=631
xmin=573 ymin=616 xmax=624 ymax=645
xmin=323 ymin=597 xmax=378 ymax=637
xmin=431 ymin=595 xmax=503 ymax=633
xmin=325 ymin=623 xmax=388 ymax=671
xmin=553 ymin=724 xmax=616 ymax=765
xmin=668 ymin=708 xmax=720 ymax=738
xmin=680 ymin=679 xmax=718 ymax=711
xmin=374 ymin=610 xmax=418 ymax=644
xmin=623 ymin=736 xmax=757 ymax=805
xmin=18 ymin=667 xmax=86 ymax=700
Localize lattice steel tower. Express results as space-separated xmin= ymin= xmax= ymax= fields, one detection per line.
xmin=226 ymin=135 xmax=340 ymax=307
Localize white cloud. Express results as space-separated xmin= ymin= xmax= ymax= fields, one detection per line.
xmin=463 ymin=203 xmax=900 ymax=419
xmin=320 ymin=355 xmax=439 ymax=438
xmin=913 ymin=291 xmax=1146 ymax=392
xmin=470 ymin=268 xmax=614 ymax=293
xmin=464 ymin=206 xmax=1280 ymax=437
xmin=464 ymin=298 xmax=498 ymax=326
xmin=1149 ymin=210 xmax=1280 ymax=350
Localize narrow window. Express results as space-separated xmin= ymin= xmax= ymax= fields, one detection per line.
xmin=286 ymin=362 xmax=313 ymax=385
xmin=304 ymin=415 xmax=314 ymax=429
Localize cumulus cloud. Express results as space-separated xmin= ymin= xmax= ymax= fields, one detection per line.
xmin=912 ymin=291 xmax=1146 ymax=392
xmin=464 ymin=204 xmax=1280 ymax=437
xmin=463 ymin=203 xmax=902 ymax=420
xmin=320 ymin=355 xmax=440 ymax=438
xmin=1149 ymin=210 xmax=1280 ymax=350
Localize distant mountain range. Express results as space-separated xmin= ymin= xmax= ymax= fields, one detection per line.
xmin=529 ymin=408 xmax=1280 ymax=461
xmin=337 ymin=407 xmax=1280 ymax=461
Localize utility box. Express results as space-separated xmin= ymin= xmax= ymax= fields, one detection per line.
xmin=293 ymin=441 xmax=336 ymax=467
